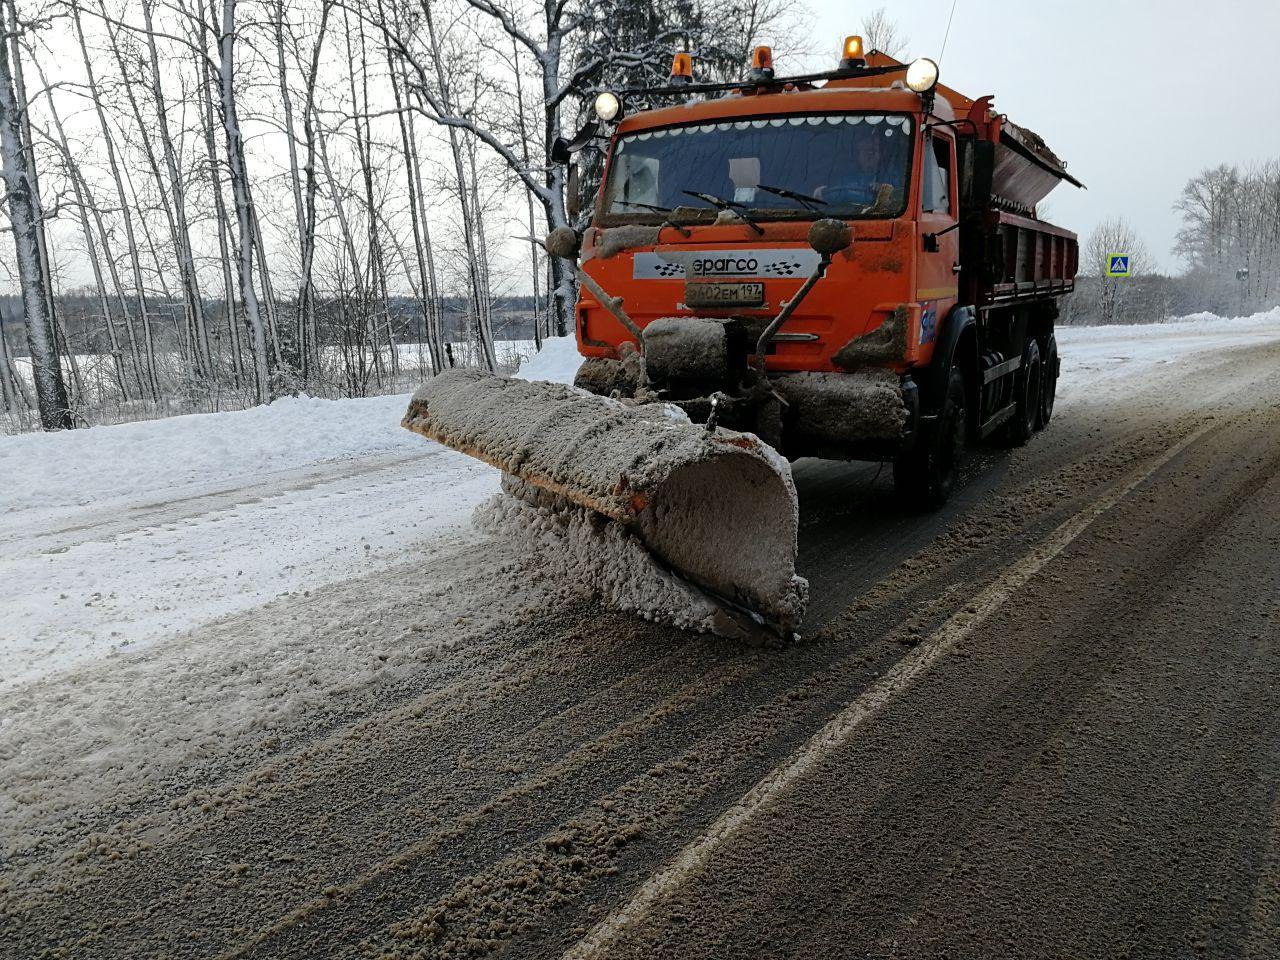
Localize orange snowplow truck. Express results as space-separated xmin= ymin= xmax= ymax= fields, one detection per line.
xmin=551 ymin=41 xmax=1081 ymax=505
xmin=401 ymin=40 xmax=1083 ymax=637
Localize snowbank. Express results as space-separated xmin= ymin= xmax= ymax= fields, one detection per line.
xmin=1 ymin=334 xmax=583 ymax=517
xmin=1060 ymin=306 xmax=1280 ymax=342
xmin=0 ymin=393 xmax=419 ymax=515
xmin=514 ymin=336 xmax=582 ymax=384
xmin=0 ymin=338 xmax=593 ymax=690
xmin=1055 ymin=308 xmax=1280 ymax=410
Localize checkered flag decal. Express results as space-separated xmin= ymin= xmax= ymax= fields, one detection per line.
xmin=764 ymin=260 xmax=804 ymax=277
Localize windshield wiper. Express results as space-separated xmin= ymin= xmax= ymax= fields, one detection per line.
xmin=680 ymin=189 xmax=765 ymax=235
xmin=756 ymin=183 xmax=827 ymax=212
xmin=614 ymin=200 xmax=692 ymax=237
xmin=616 ymin=199 xmax=674 ymax=214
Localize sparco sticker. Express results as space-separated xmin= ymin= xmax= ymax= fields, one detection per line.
xmin=633 ymin=249 xmax=820 ymax=280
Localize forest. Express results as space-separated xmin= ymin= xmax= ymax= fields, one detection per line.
xmin=0 ymin=0 xmax=799 ymax=430
xmin=0 ymin=1 xmax=1276 ymax=431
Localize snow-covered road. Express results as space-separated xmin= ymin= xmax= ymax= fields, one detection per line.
xmin=3 ymin=311 xmax=1279 ymax=691
xmin=1 ymin=308 xmax=1279 ymax=870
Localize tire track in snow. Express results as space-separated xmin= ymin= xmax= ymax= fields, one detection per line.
xmin=562 ymin=417 xmax=1221 ymax=959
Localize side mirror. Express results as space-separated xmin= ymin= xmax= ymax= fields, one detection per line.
xmin=552 ymin=120 xmax=600 ymax=166
xmin=566 ymin=163 xmax=581 ymax=223
xmin=961 ymin=139 xmax=995 ymax=211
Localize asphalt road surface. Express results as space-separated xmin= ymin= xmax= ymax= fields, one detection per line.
xmin=4 ymin=337 xmax=1279 ymax=959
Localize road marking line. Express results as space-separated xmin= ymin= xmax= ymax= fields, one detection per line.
xmin=563 ymin=421 xmax=1216 ymax=959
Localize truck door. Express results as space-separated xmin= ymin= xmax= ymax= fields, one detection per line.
xmin=917 ymin=132 xmax=960 ymax=363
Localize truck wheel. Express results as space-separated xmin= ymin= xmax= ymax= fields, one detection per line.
xmin=894 ymin=366 xmax=966 ymax=510
xmin=1002 ymin=339 xmax=1041 ymax=447
xmin=1036 ymin=334 xmax=1058 ymax=430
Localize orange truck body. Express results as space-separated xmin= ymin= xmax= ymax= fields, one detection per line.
xmin=566 ymin=51 xmax=1080 ymax=469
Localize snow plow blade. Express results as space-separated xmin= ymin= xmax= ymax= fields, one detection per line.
xmin=402 ymin=369 xmax=807 ymax=637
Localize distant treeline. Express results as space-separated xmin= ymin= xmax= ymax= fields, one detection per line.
xmin=0 ymin=293 xmax=545 ymax=356
xmin=1061 ymin=269 xmax=1257 ymax=326
xmin=1070 ymin=160 xmax=1280 ymax=326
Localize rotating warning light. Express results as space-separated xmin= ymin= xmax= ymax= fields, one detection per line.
xmin=670 ymin=51 xmax=693 ymax=82
xmin=906 ymin=57 xmax=940 ymax=93
xmin=750 ymin=45 xmax=775 ymax=81
xmin=839 ymin=35 xmax=865 ymax=69
xmin=593 ymin=91 xmax=622 ymax=122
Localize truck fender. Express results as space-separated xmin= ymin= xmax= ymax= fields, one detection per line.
xmin=928 ymin=305 xmax=978 ymax=413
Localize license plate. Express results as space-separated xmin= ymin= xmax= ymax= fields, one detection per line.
xmin=684 ymin=281 xmax=765 ymax=308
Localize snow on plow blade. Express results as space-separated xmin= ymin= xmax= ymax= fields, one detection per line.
xmin=402 ymin=369 xmax=807 ymax=636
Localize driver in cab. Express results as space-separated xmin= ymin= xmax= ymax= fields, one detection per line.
xmin=819 ymin=127 xmax=906 ymax=214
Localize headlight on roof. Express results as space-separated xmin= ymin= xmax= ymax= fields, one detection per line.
xmin=905 ymin=57 xmax=939 ymax=94
xmin=594 ymin=91 xmax=622 ymax=122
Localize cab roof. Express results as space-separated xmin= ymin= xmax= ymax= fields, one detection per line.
xmin=617 ymin=84 xmax=951 ymax=135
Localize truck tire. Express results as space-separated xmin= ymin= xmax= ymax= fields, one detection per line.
xmin=1036 ymin=334 xmax=1058 ymax=430
xmin=894 ymin=366 xmax=966 ymax=510
xmin=1002 ymin=338 xmax=1041 ymax=447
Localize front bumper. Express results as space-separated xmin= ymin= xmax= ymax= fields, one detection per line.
xmin=574 ymin=356 xmax=916 ymax=462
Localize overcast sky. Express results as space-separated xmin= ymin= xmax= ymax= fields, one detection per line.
xmin=796 ymin=0 xmax=1280 ymax=272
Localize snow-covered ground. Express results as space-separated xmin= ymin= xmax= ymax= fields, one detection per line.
xmin=0 ymin=338 xmax=581 ymax=691
xmin=5 ymin=311 xmax=1279 ymax=691
xmin=1055 ymin=307 xmax=1280 ymax=409
xmin=3 ymin=312 xmax=1279 ymax=862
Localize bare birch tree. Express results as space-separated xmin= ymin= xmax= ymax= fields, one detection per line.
xmin=70 ymin=0 xmax=156 ymax=399
xmin=28 ymin=50 xmax=130 ymax=399
xmin=141 ymin=0 xmax=211 ymax=379
xmin=216 ymin=0 xmax=270 ymax=401
xmin=0 ymin=0 xmax=72 ymax=429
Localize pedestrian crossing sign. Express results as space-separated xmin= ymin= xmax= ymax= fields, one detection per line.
xmin=1107 ymin=254 xmax=1131 ymax=277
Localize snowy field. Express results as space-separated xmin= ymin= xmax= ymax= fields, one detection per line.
xmin=0 ymin=339 xmax=576 ymax=691
xmin=3 ymin=309 xmax=1279 ymax=859
xmin=1055 ymin=307 xmax=1280 ymax=404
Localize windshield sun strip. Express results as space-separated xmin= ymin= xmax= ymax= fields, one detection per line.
xmin=599 ymin=112 xmax=915 ymax=225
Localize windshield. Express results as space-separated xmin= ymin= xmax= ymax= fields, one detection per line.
xmin=600 ymin=113 xmax=914 ymax=223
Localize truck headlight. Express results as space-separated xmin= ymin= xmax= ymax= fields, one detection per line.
xmin=905 ymin=58 xmax=939 ymax=94
xmin=594 ymin=91 xmax=622 ymax=122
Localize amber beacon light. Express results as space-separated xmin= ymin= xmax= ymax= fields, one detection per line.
xmin=751 ymin=45 xmax=774 ymax=76
xmin=839 ymin=35 xmax=865 ymax=70
xmin=670 ymin=52 xmax=693 ymax=82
